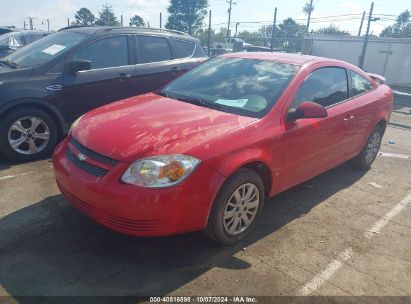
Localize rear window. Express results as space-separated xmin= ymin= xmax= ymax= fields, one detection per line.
xmin=137 ymin=36 xmax=172 ymax=63
xmin=170 ymin=39 xmax=195 ymax=59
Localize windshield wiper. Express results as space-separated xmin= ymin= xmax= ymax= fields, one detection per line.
xmin=0 ymin=60 xmax=19 ymax=69
xmin=163 ymin=92 xmax=224 ymax=111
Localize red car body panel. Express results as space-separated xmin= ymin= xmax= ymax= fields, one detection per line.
xmin=53 ymin=53 xmax=393 ymax=237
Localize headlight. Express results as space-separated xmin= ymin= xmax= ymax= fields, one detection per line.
xmin=121 ymin=155 xmax=201 ymax=188
xmin=69 ymin=115 xmax=84 ymax=134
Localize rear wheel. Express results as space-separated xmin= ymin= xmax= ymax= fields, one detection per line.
xmin=351 ymin=125 xmax=383 ymax=170
xmin=204 ymin=168 xmax=264 ymax=245
xmin=0 ymin=107 xmax=58 ymax=162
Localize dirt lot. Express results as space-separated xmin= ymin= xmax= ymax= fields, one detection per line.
xmin=0 ymin=95 xmax=410 ymax=302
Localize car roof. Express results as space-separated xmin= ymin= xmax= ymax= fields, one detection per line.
xmin=222 ymin=52 xmax=344 ymax=66
xmin=60 ymin=26 xmax=200 ymax=43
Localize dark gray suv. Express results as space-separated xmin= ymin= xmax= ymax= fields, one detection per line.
xmin=0 ymin=26 xmax=207 ymax=161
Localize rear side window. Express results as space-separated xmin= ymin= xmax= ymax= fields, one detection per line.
xmin=193 ymin=44 xmax=207 ymax=58
xmin=294 ymin=67 xmax=348 ymax=108
xmin=73 ymin=36 xmax=128 ymax=70
xmin=170 ymin=39 xmax=195 ymax=58
xmin=351 ymin=72 xmax=373 ymax=96
xmin=137 ymin=36 xmax=172 ymax=63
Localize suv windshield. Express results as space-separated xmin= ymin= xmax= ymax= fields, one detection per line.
xmin=161 ymin=57 xmax=299 ymax=118
xmin=3 ymin=31 xmax=88 ymax=68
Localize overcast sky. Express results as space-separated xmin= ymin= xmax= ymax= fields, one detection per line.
xmin=0 ymin=0 xmax=408 ymax=35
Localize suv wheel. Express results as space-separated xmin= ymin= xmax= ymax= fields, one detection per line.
xmin=204 ymin=168 xmax=264 ymax=245
xmin=0 ymin=107 xmax=58 ymax=162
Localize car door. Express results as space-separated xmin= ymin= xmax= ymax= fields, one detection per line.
xmin=345 ymin=70 xmax=376 ymax=157
xmin=59 ymin=35 xmax=135 ymax=122
xmin=129 ymin=36 xmax=205 ymax=96
xmin=278 ymin=66 xmax=358 ymax=189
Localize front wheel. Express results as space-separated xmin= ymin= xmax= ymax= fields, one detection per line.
xmin=351 ymin=125 xmax=383 ymax=170
xmin=204 ymin=168 xmax=264 ymax=245
xmin=0 ymin=107 xmax=58 ymax=162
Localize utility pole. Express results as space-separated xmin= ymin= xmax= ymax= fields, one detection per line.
xmin=208 ymin=10 xmax=212 ymax=56
xmin=28 ymin=17 xmax=34 ymax=30
xmin=47 ymin=19 xmax=50 ymax=31
xmin=24 ymin=20 xmax=26 ymax=30
xmin=306 ymin=0 xmax=314 ymax=33
xmin=271 ymin=7 xmax=277 ymax=51
xmin=226 ymin=0 xmax=236 ymax=38
xmin=235 ymin=22 xmax=239 ymax=37
xmin=358 ymin=11 xmax=366 ymax=36
xmin=359 ymin=2 xmax=374 ymax=69
xmin=67 ymin=18 xmax=70 ymax=27
xmin=160 ymin=12 xmax=162 ymax=28
xmin=121 ymin=15 xmax=123 ymax=26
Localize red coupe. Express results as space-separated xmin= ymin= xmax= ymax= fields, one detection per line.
xmin=53 ymin=53 xmax=393 ymax=245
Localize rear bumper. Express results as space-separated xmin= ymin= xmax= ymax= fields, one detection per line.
xmin=53 ymin=138 xmax=225 ymax=237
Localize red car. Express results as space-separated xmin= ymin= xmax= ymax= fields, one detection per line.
xmin=53 ymin=53 xmax=393 ymax=245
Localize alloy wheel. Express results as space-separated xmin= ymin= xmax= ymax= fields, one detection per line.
xmin=365 ymin=131 xmax=381 ymax=165
xmin=223 ymin=183 xmax=260 ymax=235
xmin=7 ymin=116 xmax=51 ymax=155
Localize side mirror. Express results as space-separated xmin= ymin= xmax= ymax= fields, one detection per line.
xmin=286 ymin=101 xmax=327 ymax=121
xmin=64 ymin=59 xmax=92 ymax=74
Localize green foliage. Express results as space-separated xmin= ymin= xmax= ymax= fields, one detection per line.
xmin=129 ymin=15 xmax=146 ymax=27
xmin=302 ymin=2 xmax=314 ymax=16
xmin=75 ymin=8 xmax=96 ymax=26
xmin=380 ymin=10 xmax=411 ymax=38
xmin=95 ymin=6 xmax=120 ymax=26
xmin=166 ymin=0 xmax=208 ymax=35
xmin=314 ymin=24 xmax=349 ymax=35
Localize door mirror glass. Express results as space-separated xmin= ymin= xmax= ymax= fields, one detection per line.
xmin=65 ymin=59 xmax=91 ymax=74
xmin=286 ymin=101 xmax=328 ymax=121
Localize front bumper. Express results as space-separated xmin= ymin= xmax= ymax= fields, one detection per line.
xmin=52 ymin=138 xmax=225 ymax=237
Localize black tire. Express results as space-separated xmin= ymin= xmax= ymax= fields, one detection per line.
xmin=204 ymin=168 xmax=265 ymax=245
xmin=0 ymin=107 xmax=58 ymax=162
xmin=351 ymin=124 xmax=383 ymax=170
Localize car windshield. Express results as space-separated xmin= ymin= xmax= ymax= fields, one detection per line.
xmin=2 ymin=31 xmax=88 ymax=68
xmin=160 ymin=57 xmax=299 ymax=118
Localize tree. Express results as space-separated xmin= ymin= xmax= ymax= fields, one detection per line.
xmin=302 ymin=2 xmax=314 ymax=16
xmin=380 ymin=10 xmax=411 ymax=38
xmin=95 ymin=5 xmax=120 ymax=26
xmin=75 ymin=8 xmax=96 ymax=26
xmin=314 ymin=24 xmax=349 ymax=35
xmin=166 ymin=0 xmax=208 ymax=35
xmin=276 ymin=18 xmax=306 ymax=52
xmin=129 ymin=15 xmax=145 ymax=27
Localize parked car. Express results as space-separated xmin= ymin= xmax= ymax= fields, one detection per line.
xmin=0 ymin=26 xmax=22 ymax=36
xmin=213 ymin=37 xmax=253 ymax=49
xmin=53 ymin=52 xmax=393 ymax=245
xmin=0 ymin=26 xmax=207 ymax=161
xmin=0 ymin=30 xmax=50 ymax=58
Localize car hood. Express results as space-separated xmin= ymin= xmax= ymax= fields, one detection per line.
xmin=0 ymin=66 xmax=33 ymax=80
xmin=72 ymin=93 xmax=257 ymax=162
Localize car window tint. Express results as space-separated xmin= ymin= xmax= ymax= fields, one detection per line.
xmin=170 ymin=39 xmax=195 ymax=58
xmin=138 ymin=36 xmax=172 ymax=63
xmin=73 ymin=36 xmax=128 ymax=70
xmin=294 ymin=67 xmax=348 ymax=108
xmin=352 ymin=72 xmax=373 ymax=96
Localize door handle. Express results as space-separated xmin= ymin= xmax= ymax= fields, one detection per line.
xmin=171 ymin=67 xmax=180 ymax=73
xmin=344 ymin=115 xmax=355 ymax=121
xmin=46 ymin=85 xmax=63 ymax=92
xmin=119 ymin=73 xmax=132 ymax=80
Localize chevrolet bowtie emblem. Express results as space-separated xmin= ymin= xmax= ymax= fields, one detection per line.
xmin=77 ymin=153 xmax=87 ymax=161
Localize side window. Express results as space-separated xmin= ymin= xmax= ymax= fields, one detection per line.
xmin=351 ymin=72 xmax=373 ymax=96
xmin=72 ymin=36 xmax=128 ymax=70
xmin=137 ymin=36 xmax=172 ymax=63
xmin=293 ymin=68 xmax=348 ymax=108
xmin=193 ymin=44 xmax=208 ymax=58
xmin=169 ymin=39 xmax=195 ymax=59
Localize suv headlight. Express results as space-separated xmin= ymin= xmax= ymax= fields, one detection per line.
xmin=121 ymin=155 xmax=201 ymax=188
xmin=69 ymin=115 xmax=84 ymax=134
